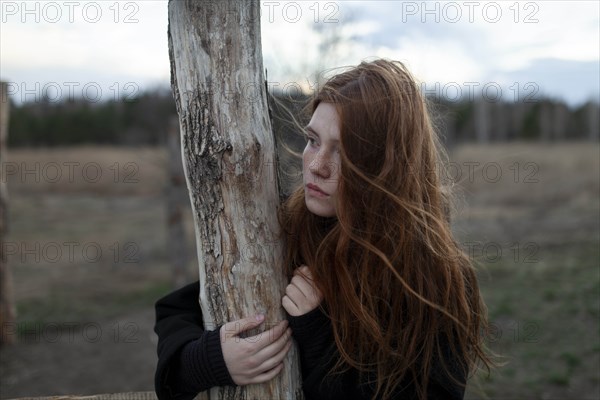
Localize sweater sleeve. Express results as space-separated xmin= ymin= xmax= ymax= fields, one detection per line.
xmin=287 ymin=306 xmax=371 ymax=400
xmin=154 ymin=281 xmax=235 ymax=400
xmin=286 ymin=306 xmax=334 ymax=380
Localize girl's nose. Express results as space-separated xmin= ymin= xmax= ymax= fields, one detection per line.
xmin=309 ymin=151 xmax=331 ymax=179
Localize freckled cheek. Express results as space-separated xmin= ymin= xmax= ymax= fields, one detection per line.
xmin=302 ymin=151 xmax=310 ymax=176
xmin=330 ymin=160 xmax=341 ymax=198
xmin=331 ymin=156 xmax=341 ymax=178
xmin=302 ymin=147 xmax=315 ymax=168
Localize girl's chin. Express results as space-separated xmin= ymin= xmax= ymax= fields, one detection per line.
xmin=305 ymin=199 xmax=336 ymax=218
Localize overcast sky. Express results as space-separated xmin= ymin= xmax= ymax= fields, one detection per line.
xmin=1 ymin=0 xmax=598 ymax=106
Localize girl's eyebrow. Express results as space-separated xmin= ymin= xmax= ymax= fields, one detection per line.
xmin=305 ymin=126 xmax=339 ymax=143
xmin=304 ymin=126 xmax=318 ymax=136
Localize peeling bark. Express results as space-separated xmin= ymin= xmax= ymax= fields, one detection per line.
xmin=168 ymin=1 xmax=302 ymax=399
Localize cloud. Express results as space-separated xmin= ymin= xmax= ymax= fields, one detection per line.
xmin=1 ymin=1 xmax=170 ymax=81
xmin=339 ymin=0 xmax=599 ymax=105
xmin=497 ymin=58 xmax=600 ymax=106
xmin=1 ymin=0 xmax=598 ymax=106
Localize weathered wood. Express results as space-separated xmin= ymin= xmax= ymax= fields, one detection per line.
xmin=0 ymin=81 xmax=17 ymax=345
xmin=9 ymin=392 xmax=157 ymax=400
xmin=167 ymin=116 xmax=191 ymax=289
xmin=168 ymin=1 xmax=302 ymax=399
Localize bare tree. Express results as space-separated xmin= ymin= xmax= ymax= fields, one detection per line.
xmin=168 ymin=1 xmax=302 ymax=399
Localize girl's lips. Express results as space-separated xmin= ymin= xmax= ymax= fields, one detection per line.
xmin=306 ymin=184 xmax=328 ymax=197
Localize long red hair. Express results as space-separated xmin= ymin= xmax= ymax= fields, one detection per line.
xmin=278 ymin=59 xmax=491 ymax=399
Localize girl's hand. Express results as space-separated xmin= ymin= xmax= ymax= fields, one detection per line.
xmin=220 ymin=315 xmax=292 ymax=386
xmin=282 ymin=265 xmax=323 ymax=316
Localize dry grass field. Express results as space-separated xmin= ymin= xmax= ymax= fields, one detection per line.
xmin=0 ymin=142 xmax=598 ymax=399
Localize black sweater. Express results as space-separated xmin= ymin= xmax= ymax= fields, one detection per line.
xmin=154 ymin=281 xmax=466 ymax=399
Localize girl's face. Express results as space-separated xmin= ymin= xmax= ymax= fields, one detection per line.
xmin=303 ymin=102 xmax=341 ymax=218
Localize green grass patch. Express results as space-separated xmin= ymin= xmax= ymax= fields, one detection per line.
xmin=15 ymin=280 xmax=173 ymax=328
xmin=466 ymin=240 xmax=600 ymax=398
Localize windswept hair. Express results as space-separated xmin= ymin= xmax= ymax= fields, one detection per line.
xmin=278 ymin=59 xmax=491 ymax=399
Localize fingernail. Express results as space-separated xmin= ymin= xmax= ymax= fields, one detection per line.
xmin=256 ymin=314 xmax=264 ymax=322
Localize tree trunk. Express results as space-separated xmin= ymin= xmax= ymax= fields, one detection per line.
xmin=167 ymin=1 xmax=303 ymax=399
xmin=167 ymin=116 xmax=191 ymax=289
xmin=0 ymin=81 xmax=17 ymax=345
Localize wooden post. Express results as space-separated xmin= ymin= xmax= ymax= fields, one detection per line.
xmin=0 ymin=81 xmax=17 ymax=345
xmin=168 ymin=1 xmax=303 ymax=399
xmin=167 ymin=116 xmax=191 ymax=289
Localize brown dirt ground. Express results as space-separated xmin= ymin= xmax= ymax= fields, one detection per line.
xmin=1 ymin=143 xmax=598 ymax=399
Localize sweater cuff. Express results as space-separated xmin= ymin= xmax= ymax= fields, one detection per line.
xmin=179 ymin=327 xmax=235 ymax=391
xmin=287 ymin=306 xmax=330 ymax=343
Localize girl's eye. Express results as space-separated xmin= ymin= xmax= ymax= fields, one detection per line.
xmin=305 ymin=134 xmax=317 ymax=146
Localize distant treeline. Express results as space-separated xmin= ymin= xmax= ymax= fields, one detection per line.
xmin=6 ymin=88 xmax=599 ymax=147
xmin=8 ymin=89 xmax=176 ymax=147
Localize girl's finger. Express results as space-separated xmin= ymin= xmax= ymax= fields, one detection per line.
xmin=222 ymin=314 xmax=265 ymax=339
xmin=246 ymin=319 xmax=288 ymax=351
xmin=282 ymin=295 xmax=300 ymax=316
xmin=290 ymin=275 xmax=311 ymax=298
xmin=285 ymin=282 xmax=305 ymax=302
xmin=296 ymin=265 xmax=313 ymax=279
xmin=256 ymin=337 xmax=293 ymax=373
xmin=249 ymin=362 xmax=284 ymax=385
xmin=254 ymin=326 xmax=291 ymax=362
